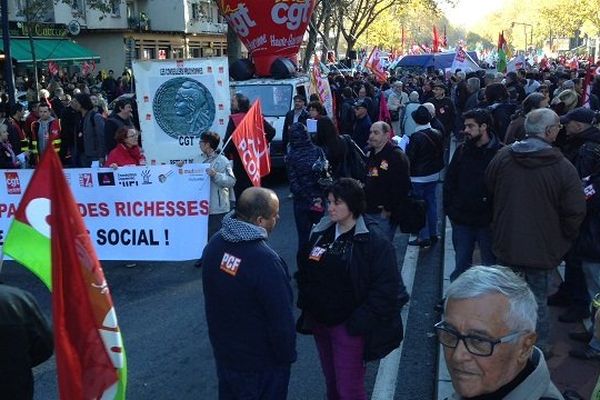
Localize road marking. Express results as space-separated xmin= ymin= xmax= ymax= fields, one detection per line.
xmin=371 ymin=236 xmax=419 ymax=400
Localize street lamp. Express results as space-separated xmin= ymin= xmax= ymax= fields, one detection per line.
xmin=512 ymin=22 xmax=533 ymax=53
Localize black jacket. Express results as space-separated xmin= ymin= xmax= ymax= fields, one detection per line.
xmin=364 ymin=142 xmax=411 ymax=214
xmin=338 ymin=97 xmax=356 ymax=135
xmin=444 ymin=135 xmax=503 ymax=226
xmin=488 ymin=101 xmax=518 ymax=142
xmin=0 ymin=285 xmax=53 ymax=400
xmin=431 ymin=97 xmax=456 ymax=135
xmin=406 ymin=128 xmax=444 ymax=177
xmin=560 ymin=126 xmax=600 ymax=178
xmin=296 ymin=216 xmax=403 ymax=362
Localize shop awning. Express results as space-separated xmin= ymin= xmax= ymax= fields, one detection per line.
xmin=0 ymin=38 xmax=99 ymax=63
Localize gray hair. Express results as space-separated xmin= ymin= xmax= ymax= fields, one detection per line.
xmin=456 ymin=71 xmax=466 ymax=80
xmin=524 ymin=108 xmax=559 ymax=136
xmin=445 ymin=265 xmax=537 ymax=332
xmin=409 ymin=91 xmax=419 ymax=102
xmin=422 ymin=102 xmax=435 ymax=117
xmin=467 ymin=77 xmax=481 ymax=92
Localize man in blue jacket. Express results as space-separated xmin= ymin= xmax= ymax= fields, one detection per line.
xmin=202 ymin=187 xmax=296 ymax=400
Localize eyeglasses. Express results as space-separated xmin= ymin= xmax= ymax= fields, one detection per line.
xmin=434 ymin=321 xmax=527 ymax=357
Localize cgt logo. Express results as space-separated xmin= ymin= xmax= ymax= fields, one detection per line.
xmin=5 ymin=172 xmax=21 ymax=194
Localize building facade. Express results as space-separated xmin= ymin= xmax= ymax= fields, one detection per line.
xmin=6 ymin=0 xmax=228 ymax=73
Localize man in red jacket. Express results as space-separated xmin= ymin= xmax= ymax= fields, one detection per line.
xmin=30 ymin=103 xmax=61 ymax=165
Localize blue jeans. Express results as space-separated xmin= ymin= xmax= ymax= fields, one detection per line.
xmin=450 ymin=223 xmax=496 ymax=281
xmin=364 ymin=212 xmax=398 ymax=242
xmin=411 ymin=181 xmax=438 ymax=241
xmin=216 ymin=364 xmax=291 ymax=400
xmin=509 ymin=266 xmax=550 ymax=349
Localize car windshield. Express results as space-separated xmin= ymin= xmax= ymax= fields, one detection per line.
xmin=232 ymin=84 xmax=293 ymax=117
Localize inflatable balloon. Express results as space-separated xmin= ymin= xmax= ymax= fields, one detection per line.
xmin=217 ymin=0 xmax=316 ymax=77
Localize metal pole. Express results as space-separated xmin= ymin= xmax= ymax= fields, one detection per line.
xmin=1 ymin=0 xmax=16 ymax=107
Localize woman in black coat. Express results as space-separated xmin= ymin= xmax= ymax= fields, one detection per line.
xmin=295 ymin=178 xmax=404 ymax=400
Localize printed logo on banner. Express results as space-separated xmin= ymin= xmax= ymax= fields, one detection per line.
xmin=141 ymin=169 xmax=152 ymax=185
xmin=5 ymin=172 xmax=21 ymax=194
xmin=79 ymin=173 xmax=93 ymax=188
xmin=158 ymin=170 xmax=174 ymax=183
xmin=207 ymin=66 xmax=213 ymax=73
xmin=220 ymin=252 xmax=241 ymax=276
xmin=97 ymin=172 xmax=116 ymax=186
xmin=218 ymin=66 xmax=224 ymax=73
xmin=117 ymin=172 xmax=139 ymax=187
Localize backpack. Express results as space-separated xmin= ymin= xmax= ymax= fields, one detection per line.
xmin=339 ymin=134 xmax=367 ymax=182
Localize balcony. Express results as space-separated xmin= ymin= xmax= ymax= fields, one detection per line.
xmin=128 ymin=13 xmax=151 ymax=32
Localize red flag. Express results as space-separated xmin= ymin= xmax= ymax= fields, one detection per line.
xmin=498 ymin=32 xmax=506 ymax=51
xmin=48 ymin=61 xmax=59 ymax=76
xmin=231 ymin=100 xmax=271 ymax=186
xmin=442 ymin=26 xmax=448 ymax=48
xmin=581 ymin=59 xmax=600 ymax=108
xmin=433 ymin=26 xmax=440 ymax=53
xmin=378 ymin=93 xmax=394 ymax=137
xmin=365 ymin=47 xmax=387 ymax=83
xmin=15 ymin=147 xmax=121 ymax=398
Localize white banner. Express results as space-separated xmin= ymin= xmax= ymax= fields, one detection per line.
xmin=132 ymin=57 xmax=231 ymax=165
xmin=0 ymin=164 xmax=210 ymax=261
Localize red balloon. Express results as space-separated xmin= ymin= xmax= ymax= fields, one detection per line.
xmin=217 ymin=0 xmax=316 ymax=77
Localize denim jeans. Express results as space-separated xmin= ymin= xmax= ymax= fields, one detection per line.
xmin=581 ymin=261 xmax=600 ymax=303
xmin=313 ymin=322 xmax=367 ymax=400
xmin=216 ymin=364 xmax=291 ymax=400
xmin=411 ymin=181 xmax=438 ymax=240
xmin=450 ymin=222 xmax=496 ymax=281
xmin=509 ymin=266 xmax=550 ymax=349
xmin=364 ymin=212 xmax=398 ymax=242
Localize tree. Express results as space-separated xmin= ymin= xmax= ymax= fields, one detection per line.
xmin=18 ymin=0 xmax=112 ymax=101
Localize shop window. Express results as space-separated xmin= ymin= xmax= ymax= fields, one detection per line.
xmin=142 ymin=48 xmax=155 ymax=60
xmin=191 ymin=48 xmax=201 ymax=58
xmin=173 ymin=48 xmax=184 ymax=59
xmin=158 ymin=49 xmax=168 ymax=60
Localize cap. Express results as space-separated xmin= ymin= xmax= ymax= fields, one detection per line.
xmin=353 ymin=99 xmax=368 ymax=109
xmin=412 ymin=105 xmax=433 ymax=125
xmin=560 ymin=107 xmax=597 ymax=125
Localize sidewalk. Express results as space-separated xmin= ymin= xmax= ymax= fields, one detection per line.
xmin=436 ymin=217 xmax=599 ymax=399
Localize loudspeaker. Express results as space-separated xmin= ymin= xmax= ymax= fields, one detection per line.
xmin=229 ymin=59 xmax=255 ymax=81
xmin=270 ymin=57 xmax=296 ymax=79
xmin=348 ymin=50 xmax=358 ymax=60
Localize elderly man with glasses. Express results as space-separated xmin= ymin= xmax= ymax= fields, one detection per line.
xmin=437 ymin=266 xmax=564 ymax=399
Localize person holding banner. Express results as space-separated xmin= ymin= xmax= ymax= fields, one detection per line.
xmin=192 ymin=131 xmax=235 ymax=268
xmin=106 ymin=127 xmax=146 ymax=168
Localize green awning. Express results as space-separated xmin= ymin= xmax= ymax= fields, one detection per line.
xmin=1 ymin=38 xmax=99 ymax=63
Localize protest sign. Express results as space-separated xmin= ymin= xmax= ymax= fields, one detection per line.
xmin=0 ymin=164 xmax=210 ymax=261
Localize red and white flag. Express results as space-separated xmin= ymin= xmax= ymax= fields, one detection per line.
xmin=3 ymin=146 xmax=127 ymax=399
xmin=48 ymin=61 xmax=59 ymax=76
xmin=231 ymin=100 xmax=271 ymax=186
xmin=581 ymin=59 xmax=600 ymax=108
xmin=365 ymin=47 xmax=386 ymax=83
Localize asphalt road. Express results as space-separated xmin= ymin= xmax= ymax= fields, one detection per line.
xmin=1 ymin=172 xmax=443 ymax=400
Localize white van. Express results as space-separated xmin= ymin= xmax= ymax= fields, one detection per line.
xmin=230 ymin=74 xmax=331 ymax=168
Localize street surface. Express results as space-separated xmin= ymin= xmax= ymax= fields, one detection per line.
xmin=0 ymin=170 xmax=597 ymax=399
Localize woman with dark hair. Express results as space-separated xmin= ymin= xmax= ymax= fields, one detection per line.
xmin=223 ymin=93 xmax=275 ymax=200
xmin=308 ymin=101 xmax=345 ymax=178
xmin=504 ymin=92 xmax=549 ymax=144
xmin=484 ymin=83 xmax=518 ymax=142
xmin=105 ymin=127 xmax=145 ymax=167
xmin=295 ymin=178 xmax=403 ymax=400
xmin=286 ymin=122 xmax=325 ymax=252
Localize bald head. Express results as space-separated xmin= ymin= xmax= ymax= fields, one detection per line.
xmin=236 ymin=187 xmax=280 ymax=234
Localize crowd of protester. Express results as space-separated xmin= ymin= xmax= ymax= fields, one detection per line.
xmin=2 ymin=57 xmax=600 ymax=399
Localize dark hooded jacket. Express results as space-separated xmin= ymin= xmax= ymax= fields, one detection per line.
xmin=444 ymin=134 xmax=503 ymax=226
xmin=560 ymin=125 xmax=600 ymax=177
xmin=202 ymin=212 xmax=297 ymax=371
xmin=485 ymin=136 xmax=586 ymax=269
xmin=286 ymin=123 xmax=323 ymax=209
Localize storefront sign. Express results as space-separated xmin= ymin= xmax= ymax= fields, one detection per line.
xmin=9 ymin=21 xmax=68 ymax=38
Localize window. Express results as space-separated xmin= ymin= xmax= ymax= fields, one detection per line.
xmin=71 ymin=0 xmax=83 ymax=11
xmin=191 ymin=1 xmax=212 ymax=21
xmin=231 ymin=84 xmax=294 ymax=117
xmin=14 ymin=0 xmax=24 ymax=16
xmin=111 ymin=0 xmax=121 ymax=17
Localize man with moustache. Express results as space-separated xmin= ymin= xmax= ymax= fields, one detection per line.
xmin=444 ymin=109 xmax=502 ymax=281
